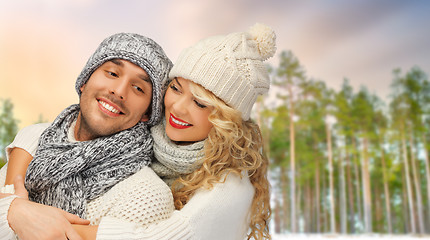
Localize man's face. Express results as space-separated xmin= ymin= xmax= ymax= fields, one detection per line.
xmin=76 ymin=59 xmax=152 ymax=141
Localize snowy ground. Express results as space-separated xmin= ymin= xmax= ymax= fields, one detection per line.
xmin=272 ymin=234 xmax=430 ymax=239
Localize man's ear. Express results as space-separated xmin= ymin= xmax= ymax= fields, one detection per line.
xmin=80 ymin=84 xmax=86 ymax=93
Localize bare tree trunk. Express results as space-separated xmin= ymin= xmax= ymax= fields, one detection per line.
xmin=380 ymin=144 xmax=392 ymax=233
xmin=401 ymin=169 xmax=410 ymax=233
xmin=281 ymin=165 xmax=289 ymax=232
xmin=274 ymin=191 xmax=282 ymax=233
xmin=339 ymin=150 xmax=347 ymax=233
xmin=288 ymin=84 xmax=297 ymax=233
xmin=305 ymin=180 xmax=313 ymax=233
xmin=421 ymin=134 xmax=430 ymax=230
xmin=352 ymin=138 xmax=363 ymax=231
xmin=297 ymin=184 xmax=302 ymax=232
xmin=409 ymin=131 xmax=425 ymax=233
xmin=401 ymin=129 xmax=416 ymax=233
xmin=346 ymin=146 xmax=356 ymax=233
xmin=326 ymin=122 xmax=336 ymax=233
xmin=374 ymin=184 xmax=383 ymax=232
xmin=322 ymin=166 xmax=328 ymax=232
xmin=315 ymin=155 xmax=321 ymax=233
xmin=361 ymin=136 xmax=372 ymax=233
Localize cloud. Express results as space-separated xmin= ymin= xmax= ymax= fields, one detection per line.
xmin=1 ymin=0 xmax=430 ymax=127
xmin=0 ymin=14 xmax=81 ymax=127
xmin=162 ymin=0 xmax=292 ymax=60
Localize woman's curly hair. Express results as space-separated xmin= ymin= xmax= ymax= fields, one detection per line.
xmin=171 ymin=82 xmax=271 ymax=239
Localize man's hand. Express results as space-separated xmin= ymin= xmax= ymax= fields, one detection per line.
xmin=7 ymin=175 xmax=90 ymax=240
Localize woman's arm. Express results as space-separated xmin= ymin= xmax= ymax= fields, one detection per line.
xmin=94 ymin=173 xmax=254 ymax=240
xmin=4 ymin=123 xmax=50 ymax=161
xmin=3 ymin=173 xmax=253 ymax=240
xmin=2 ymin=123 xmax=50 ymax=187
xmin=5 ymin=148 xmax=33 ymax=185
xmin=8 ymin=197 xmax=88 ymax=240
xmin=1 ymin=175 xmax=90 ymax=240
xmin=85 ymin=166 xmax=174 ymax=226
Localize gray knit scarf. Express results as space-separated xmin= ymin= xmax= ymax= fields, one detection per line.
xmin=150 ymin=120 xmax=205 ymax=186
xmin=25 ymin=104 xmax=152 ymax=218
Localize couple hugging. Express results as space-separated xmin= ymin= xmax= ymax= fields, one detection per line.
xmin=0 ymin=23 xmax=276 ymax=240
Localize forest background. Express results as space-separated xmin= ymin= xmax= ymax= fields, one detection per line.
xmin=1 ymin=0 xmax=430 ymax=237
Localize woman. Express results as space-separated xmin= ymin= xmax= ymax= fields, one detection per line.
xmin=2 ymin=23 xmax=276 ymax=239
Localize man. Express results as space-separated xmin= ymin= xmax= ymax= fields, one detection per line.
xmin=0 ymin=32 xmax=172 ymax=239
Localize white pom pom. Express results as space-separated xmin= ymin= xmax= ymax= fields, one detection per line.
xmin=248 ymin=23 xmax=276 ymax=60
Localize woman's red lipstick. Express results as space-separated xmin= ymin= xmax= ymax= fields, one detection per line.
xmin=169 ymin=114 xmax=192 ymax=129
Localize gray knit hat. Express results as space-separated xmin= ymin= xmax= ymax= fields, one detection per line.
xmin=169 ymin=23 xmax=276 ymax=120
xmin=75 ymin=33 xmax=172 ymax=127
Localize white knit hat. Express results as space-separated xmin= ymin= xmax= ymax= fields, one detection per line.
xmin=169 ymin=23 xmax=276 ymax=120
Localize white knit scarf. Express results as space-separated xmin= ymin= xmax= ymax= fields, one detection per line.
xmin=150 ymin=120 xmax=205 ymax=186
xmin=25 ymin=104 xmax=153 ymax=218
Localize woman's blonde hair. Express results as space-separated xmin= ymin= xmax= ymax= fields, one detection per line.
xmin=171 ymin=81 xmax=271 ymax=239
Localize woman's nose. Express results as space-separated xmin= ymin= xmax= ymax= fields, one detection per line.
xmin=171 ymin=96 xmax=188 ymax=115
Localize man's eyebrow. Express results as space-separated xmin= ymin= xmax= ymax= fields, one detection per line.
xmin=139 ymin=74 xmax=151 ymax=83
xmin=110 ymin=59 xmax=123 ymax=66
xmin=110 ymin=59 xmax=150 ymax=83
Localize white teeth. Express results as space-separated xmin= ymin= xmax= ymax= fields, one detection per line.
xmin=171 ymin=116 xmax=191 ymax=126
xmin=99 ymin=100 xmax=120 ymax=114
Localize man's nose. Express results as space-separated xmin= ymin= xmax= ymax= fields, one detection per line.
xmin=109 ymin=79 xmax=128 ymax=100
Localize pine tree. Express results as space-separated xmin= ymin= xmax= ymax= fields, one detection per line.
xmin=273 ymin=50 xmax=305 ymax=233
xmin=0 ymin=98 xmax=19 ymax=163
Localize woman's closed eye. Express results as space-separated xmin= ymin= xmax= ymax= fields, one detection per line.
xmin=170 ymin=84 xmax=181 ymax=93
xmin=194 ymin=99 xmax=207 ymax=108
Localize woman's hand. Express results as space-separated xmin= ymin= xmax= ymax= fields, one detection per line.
xmin=6 ymin=175 xmax=90 ymax=240
xmin=72 ymin=225 xmax=99 ymax=240
xmin=11 ymin=175 xmax=28 ymax=198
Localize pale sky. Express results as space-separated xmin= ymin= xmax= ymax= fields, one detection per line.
xmin=1 ymin=0 xmax=429 ymax=128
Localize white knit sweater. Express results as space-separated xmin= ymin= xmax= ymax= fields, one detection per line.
xmin=0 ymin=123 xmax=255 ymax=240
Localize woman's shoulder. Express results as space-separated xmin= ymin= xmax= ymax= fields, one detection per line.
xmin=223 ymin=171 xmax=254 ymax=192
xmin=187 ymin=171 xmax=254 ymax=204
xmin=17 ymin=122 xmax=51 ymax=136
xmin=5 ymin=123 xmax=52 ymax=160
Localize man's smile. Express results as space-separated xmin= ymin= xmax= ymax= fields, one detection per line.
xmin=97 ymin=99 xmax=124 ymax=116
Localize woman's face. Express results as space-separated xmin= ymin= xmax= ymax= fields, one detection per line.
xmin=164 ymin=77 xmax=213 ymax=144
